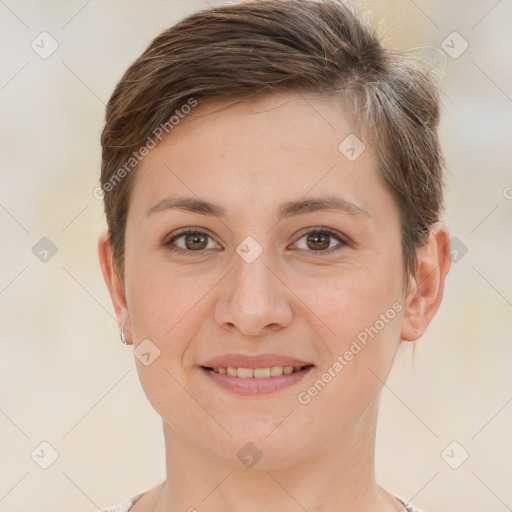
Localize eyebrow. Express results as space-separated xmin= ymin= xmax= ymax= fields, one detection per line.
xmin=145 ymin=195 xmax=370 ymax=220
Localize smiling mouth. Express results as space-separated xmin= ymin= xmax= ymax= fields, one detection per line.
xmin=199 ymin=357 xmax=315 ymax=394
xmin=201 ymin=364 xmax=313 ymax=378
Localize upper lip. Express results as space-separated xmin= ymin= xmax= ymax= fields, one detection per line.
xmin=201 ymin=353 xmax=314 ymax=369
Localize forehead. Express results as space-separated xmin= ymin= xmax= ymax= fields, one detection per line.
xmin=161 ymin=92 xmax=360 ymax=156
xmin=138 ymin=94 xmax=366 ymax=177
xmin=129 ymin=92 xmax=394 ymax=225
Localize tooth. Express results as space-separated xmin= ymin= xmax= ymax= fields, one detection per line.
xmin=237 ymin=367 xmax=254 ymax=378
xmin=253 ymin=367 xmax=271 ymax=378
xmin=213 ymin=365 xmax=303 ymax=377
xmin=270 ymin=366 xmax=284 ymax=376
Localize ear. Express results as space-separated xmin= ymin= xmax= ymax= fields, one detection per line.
xmin=98 ymin=231 xmax=133 ymax=344
xmin=401 ymin=222 xmax=451 ymax=341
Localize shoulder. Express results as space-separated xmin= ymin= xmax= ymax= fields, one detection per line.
xmin=102 ymin=492 xmax=145 ymax=512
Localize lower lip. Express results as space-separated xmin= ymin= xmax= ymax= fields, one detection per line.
xmin=200 ymin=366 xmax=314 ymax=395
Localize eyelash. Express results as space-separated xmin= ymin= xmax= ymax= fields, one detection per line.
xmin=164 ymin=227 xmax=349 ymax=257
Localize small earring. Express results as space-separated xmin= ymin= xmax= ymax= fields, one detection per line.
xmin=120 ymin=330 xmax=128 ymax=345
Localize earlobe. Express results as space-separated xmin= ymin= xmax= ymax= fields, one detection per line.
xmin=401 ymin=222 xmax=452 ymax=341
xmin=97 ymin=231 xmax=132 ymax=343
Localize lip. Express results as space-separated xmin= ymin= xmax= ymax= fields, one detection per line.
xmin=200 ymin=365 xmax=314 ymax=395
xmin=200 ymin=353 xmax=313 ymax=369
xmin=199 ymin=353 xmax=315 ymax=395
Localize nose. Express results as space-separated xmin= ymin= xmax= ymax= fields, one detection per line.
xmin=214 ymin=249 xmax=293 ymax=336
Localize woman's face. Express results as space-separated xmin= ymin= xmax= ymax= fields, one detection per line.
xmin=113 ymin=93 xmax=412 ymax=467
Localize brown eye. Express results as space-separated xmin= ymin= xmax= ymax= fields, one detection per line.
xmin=183 ymin=232 xmax=208 ymax=250
xmin=306 ymin=232 xmax=331 ymax=251
xmin=293 ymin=228 xmax=347 ymax=254
xmin=165 ymin=229 xmax=219 ymax=255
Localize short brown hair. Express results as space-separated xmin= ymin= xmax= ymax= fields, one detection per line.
xmin=100 ymin=0 xmax=444 ymax=284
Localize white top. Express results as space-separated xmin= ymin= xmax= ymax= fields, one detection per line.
xmin=102 ymin=492 xmax=144 ymax=512
xmin=102 ymin=492 xmax=422 ymax=511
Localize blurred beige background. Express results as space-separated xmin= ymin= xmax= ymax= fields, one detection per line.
xmin=1 ymin=1 xmax=511 ymax=511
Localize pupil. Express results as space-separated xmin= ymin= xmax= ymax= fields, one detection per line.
xmin=307 ymin=233 xmax=329 ymax=250
xmin=186 ymin=233 xmax=206 ymax=250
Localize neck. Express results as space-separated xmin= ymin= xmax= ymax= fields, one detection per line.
xmin=152 ymin=399 xmax=400 ymax=512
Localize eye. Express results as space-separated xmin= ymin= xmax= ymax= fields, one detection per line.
xmin=164 ymin=228 xmax=220 ymax=255
xmin=291 ymin=227 xmax=348 ymax=254
xmin=164 ymin=227 xmax=348 ymax=257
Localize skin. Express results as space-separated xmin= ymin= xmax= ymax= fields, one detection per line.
xmin=98 ymin=92 xmax=451 ymax=512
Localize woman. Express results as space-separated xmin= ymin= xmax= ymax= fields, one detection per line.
xmin=97 ymin=0 xmax=451 ymax=510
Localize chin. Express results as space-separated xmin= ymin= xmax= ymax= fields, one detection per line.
xmin=208 ymin=422 xmax=310 ymax=470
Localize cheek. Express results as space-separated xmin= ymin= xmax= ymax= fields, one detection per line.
xmin=124 ymin=256 xmax=224 ymax=364
xmin=299 ymin=309 xmax=403 ymax=428
xmin=290 ymin=258 xmax=403 ymax=340
xmin=125 ymin=265 xmax=169 ymax=337
xmin=291 ymin=257 xmax=404 ymax=400
xmin=124 ymin=262 xmax=210 ymax=431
